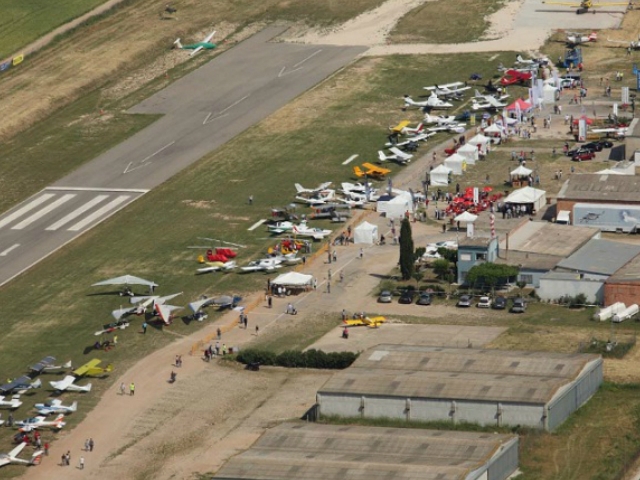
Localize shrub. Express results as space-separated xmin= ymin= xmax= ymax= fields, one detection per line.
xmin=236 ymin=348 xmax=357 ymax=369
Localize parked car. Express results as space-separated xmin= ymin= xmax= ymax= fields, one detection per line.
xmin=476 ymin=296 xmax=491 ymax=308
xmin=398 ymin=290 xmax=416 ymax=304
xmin=416 ymin=293 xmax=432 ymax=306
xmin=510 ymin=298 xmax=527 ymax=313
xmin=597 ymin=140 xmax=614 ymax=148
xmin=572 ymin=150 xmax=596 ymax=162
xmin=378 ymin=291 xmax=393 ymax=303
xmin=492 ymin=296 xmax=507 ymax=310
xmin=582 ymin=142 xmax=604 ymax=152
xmin=566 ymin=146 xmax=595 ymax=157
xmin=457 ymin=295 xmax=472 ymax=307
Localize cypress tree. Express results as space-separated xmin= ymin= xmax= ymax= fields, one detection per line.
xmin=399 ymin=218 xmax=414 ymax=280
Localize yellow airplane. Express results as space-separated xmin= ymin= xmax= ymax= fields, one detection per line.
xmin=73 ymin=359 xmax=113 ymax=377
xmin=353 ymin=163 xmax=391 ymax=179
xmin=389 ymin=120 xmax=411 ymax=134
xmin=542 ymin=0 xmax=629 ymax=14
xmin=343 ymin=315 xmax=386 ymax=327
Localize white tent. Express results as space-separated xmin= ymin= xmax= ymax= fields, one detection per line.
xmin=444 ymin=153 xmax=467 ymax=175
xmin=377 ymin=192 xmax=414 ymax=219
xmin=468 ymin=134 xmax=490 ymax=154
xmin=457 ymin=143 xmax=479 ymax=165
xmin=504 ymin=186 xmax=547 ymax=211
xmin=483 ymin=123 xmax=502 ymax=136
xmin=454 ymin=211 xmax=478 ymax=222
xmin=271 ymin=271 xmax=314 ymax=286
xmin=353 ymin=221 xmax=379 ymax=245
xmin=429 ymin=164 xmax=451 ymax=186
xmin=510 ymin=165 xmax=533 ymax=179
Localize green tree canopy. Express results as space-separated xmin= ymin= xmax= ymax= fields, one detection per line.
xmin=399 ymin=218 xmax=415 ymax=280
xmin=466 ymin=263 xmax=518 ymax=288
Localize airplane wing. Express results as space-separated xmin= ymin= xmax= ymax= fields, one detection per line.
xmin=155 ymin=292 xmax=183 ymax=305
xmin=157 ymin=304 xmax=182 ymax=324
xmin=29 ymin=356 xmax=56 ymax=374
xmin=189 ymin=46 xmax=205 ymax=57
xmin=389 ymin=147 xmax=413 ymax=161
xmin=50 ymin=375 xmax=76 ymax=391
xmin=8 ymin=443 xmax=26 ymax=460
xmin=130 ymin=295 xmax=156 ymax=304
xmin=203 ymin=30 xmax=216 ymax=43
xmin=73 ymin=359 xmax=101 ymax=377
xmin=390 ymin=120 xmax=411 ymax=132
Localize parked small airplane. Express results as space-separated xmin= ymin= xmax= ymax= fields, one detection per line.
xmin=15 ymin=414 xmax=65 ymax=432
xmin=500 ymin=69 xmax=533 ymax=86
xmin=423 ymin=113 xmax=456 ymax=125
xmin=292 ymin=221 xmax=332 ymax=240
xmin=0 ymin=443 xmax=43 ymax=468
xmin=188 ymin=295 xmax=242 ymax=315
xmin=542 ymin=0 xmax=629 ymax=13
xmin=0 ymin=377 xmax=41 ymax=395
xmin=566 ymin=31 xmax=597 ymax=45
xmin=174 ymin=30 xmax=216 ymax=56
xmin=515 ymin=54 xmax=549 ymax=65
xmin=34 ymin=400 xmax=78 ymax=416
xmin=294 ymin=187 xmax=335 ymax=206
xmin=240 ymin=258 xmax=284 ymax=273
xmin=268 ymin=221 xmax=295 ymax=234
xmin=29 ymin=357 xmax=72 ymax=375
xmin=0 ymin=396 xmax=22 ymax=410
xmin=343 ymin=315 xmax=386 ymax=327
xmin=426 ymin=123 xmax=466 ymax=134
xmin=403 ymin=93 xmax=453 ymax=110
xmin=340 ymin=184 xmax=380 ymax=202
xmin=424 ymin=82 xmax=471 ymax=99
xmin=196 ymin=260 xmax=237 ymax=274
xmin=353 ymin=163 xmax=391 ymax=180
xmin=49 ymin=376 xmax=92 ymax=393
xmin=471 ymin=91 xmax=508 ymax=110
xmin=73 ymin=359 xmax=113 ymax=378
xmin=294 ymin=182 xmax=332 ymax=194
xmin=608 ymin=35 xmax=640 ymax=49
xmin=378 ymin=147 xmax=413 ymax=165
xmin=591 ymin=127 xmax=628 ymax=138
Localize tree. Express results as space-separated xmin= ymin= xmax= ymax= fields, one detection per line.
xmin=399 ymin=218 xmax=415 ymax=280
xmin=466 ymin=263 xmax=518 ymax=290
xmin=433 ymin=259 xmax=451 ymax=279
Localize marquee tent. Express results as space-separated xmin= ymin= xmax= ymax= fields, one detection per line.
xmin=468 ymin=134 xmax=490 ymax=154
xmin=271 ymin=272 xmax=314 ymax=287
xmin=506 ymin=98 xmax=533 ymax=112
xmin=454 ymin=211 xmax=478 ymax=223
xmin=444 ymin=153 xmax=467 ymax=175
xmin=510 ymin=165 xmax=533 ymax=179
xmin=353 ymin=221 xmax=379 ymax=245
xmin=429 ymin=164 xmax=451 ymax=186
xmin=457 ymin=143 xmax=479 ymax=164
xmin=504 ymin=186 xmax=546 ymax=212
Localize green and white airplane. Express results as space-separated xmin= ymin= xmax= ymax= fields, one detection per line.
xmin=173 ymin=30 xmax=216 ymax=56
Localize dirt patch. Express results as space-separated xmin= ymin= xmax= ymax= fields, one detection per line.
xmin=182 ymin=199 xmax=217 ymax=209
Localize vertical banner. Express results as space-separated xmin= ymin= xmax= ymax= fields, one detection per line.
xmin=578 ymin=118 xmax=587 ymax=142
xmin=622 ymin=86 xmax=630 ymax=104
xmin=473 ymin=187 xmax=479 ymax=204
xmin=613 ymin=103 xmax=619 ymax=117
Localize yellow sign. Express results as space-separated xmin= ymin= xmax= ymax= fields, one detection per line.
xmin=470 ymin=114 xmax=476 ymax=126
xmin=12 ymin=54 xmax=24 ymax=66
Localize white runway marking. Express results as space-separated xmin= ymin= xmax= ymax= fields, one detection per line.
xmin=0 ymin=244 xmax=20 ymax=256
xmin=278 ymin=50 xmax=323 ymax=78
xmin=293 ymin=50 xmax=322 ymax=69
xmin=47 ymin=186 xmax=149 ymax=193
xmin=12 ymin=194 xmax=76 ymax=230
xmin=0 ymin=194 xmax=55 ymax=230
xmin=342 ymin=154 xmax=359 ymax=165
xmin=204 ymin=95 xmax=251 ymax=124
xmin=45 ymin=195 xmax=109 ymax=231
xmin=248 ymin=219 xmax=267 ymax=231
xmin=123 ymin=142 xmax=175 ymax=174
xmin=67 ymin=195 xmax=130 ymax=231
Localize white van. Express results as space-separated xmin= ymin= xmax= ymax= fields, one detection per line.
xmin=556 ymin=210 xmax=571 ymax=225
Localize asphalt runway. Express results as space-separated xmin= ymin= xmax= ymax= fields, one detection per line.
xmin=0 ymin=26 xmax=365 ymax=287
xmin=519 ymin=0 xmax=627 ymax=30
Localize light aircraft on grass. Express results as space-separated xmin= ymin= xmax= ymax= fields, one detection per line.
xmin=423 ymin=82 xmax=471 ymax=99
xmin=353 ymin=163 xmax=391 ymax=180
xmin=389 ymin=121 xmax=424 ymax=135
xmin=34 ymin=399 xmax=77 ymax=416
xmin=591 ymin=127 xmax=628 ymax=137
xmin=292 ymin=221 xmax=332 ymax=240
xmin=111 ymin=292 xmax=182 ymax=320
xmin=174 ymin=30 xmax=216 ymax=56
xmin=0 ymin=377 xmax=41 ymax=395
xmin=541 ymin=0 xmax=629 ymax=13
xmin=15 ymin=414 xmax=65 ymax=432
xmin=268 ymin=221 xmax=295 ymax=234
xmin=240 ymin=257 xmax=284 ymax=273
xmin=423 ymin=113 xmax=457 ymax=125
xmin=295 ymin=188 xmax=335 ymax=206
xmin=29 ymin=356 xmax=72 ymax=375
xmin=566 ymin=31 xmax=597 ymax=45
xmin=91 ymin=274 xmax=158 ymax=296
xmin=608 ymin=35 xmax=640 ymax=49
xmin=188 ymin=295 xmax=242 ymax=316
xmin=0 ymin=396 xmax=22 ymax=409
xmin=95 ymin=319 xmax=130 ymax=336
xmin=515 ymin=54 xmax=549 ymax=65
xmin=403 ymin=94 xmax=453 ymax=110
xmin=0 ymin=443 xmax=43 ymax=467
xmin=294 ymin=182 xmax=332 ymax=194
xmin=471 ymin=95 xmax=508 ymax=111
xmin=385 ymin=132 xmax=434 ymax=148
xmin=196 ymin=260 xmax=237 ymax=274
xmin=378 ymin=147 xmax=413 ymax=165
xmin=343 ymin=315 xmax=386 ymax=327
xmin=49 ymin=376 xmax=92 ymax=393
xmin=73 ymin=359 xmax=113 ymax=377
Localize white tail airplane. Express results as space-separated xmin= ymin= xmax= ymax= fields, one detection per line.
xmin=15 ymin=414 xmax=66 ymax=432
xmin=0 ymin=396 xmax=22 ymax=409
xmin=516 ymin=54 xmax=549 ymax=65
xmin=0 ymin=377 xmax=41 ymax=395
xmin=566 ymin=31 xmax=597 ymax=44
xmin=240 ymin=257 xmax=284 ymax=273
xmin=196 ymin=260 xmax=237 ymax=274
xmin=423 ymin=82 xmax=471 ymax=99
xmin=34 ymin=400 xmax=78 ymax=416
xmin=294 ymin=182 xmax=332 ymax=194
xmin=378 ymin=148 xmax=413 ymax=165
xmin=427 ymin=123 xmax=467 ymax=133
xmin=592 ymin=127 xmax=628 ymax=137
xmin=403 ymin=93 xmax=453 ymax=110
xmin=50 ymin=375 xmax=92 ymax=393
xmin=29 ymin=356 xmax=72 ymax=375
xmin=155 ymin=304 xmax=182 ymax=325
xmin=292 ymin=221 xmax=332 ymax=240
xmin=471 ymin=92 xmax=508 ymax=110
xmin=0 ymin=443 xmax=43 ymax=467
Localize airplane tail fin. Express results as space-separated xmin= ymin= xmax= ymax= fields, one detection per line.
xmin=105 ymin=364 xmax=114 ymax=373
xmin=84 ymin=383 xmax=93 ymax=392
xmin=62 ymin=360 xmax=72 ymax=369
xmin=173 ymin=38 xmax=183 ymax=49
xmin=475 ymin=89 xmax=482 ymax=97
xmin=403 ymin=95 xmax=414 ymax=105
xmin=31 ymin=379 xmax=42 ymax=389
xmin=378 ymin=151 xmax=387 ymax=162
xmin=294 ymin=183 xmax=305 ymax=193
xmin=70 ymin=401 xmax=78 ymax=412
xmin=30 ymin=451 xmax=43 ymax=465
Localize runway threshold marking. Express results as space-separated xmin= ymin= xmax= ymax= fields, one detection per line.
xmin=0 ymin=244 xmax=20 ymax=256
xmin=123 ymin=141 xmax=175 ymax=174
xmin=278 ymin=49 xmax=323 ymax=78
xmin=0 ymin=194 xmax=55 ymax=230
xmin=45 ymin=195 xmax=109 ymax=231
xmin=204 ymin=95 xmax=251 ymax=124
xmin=67 ymin=195 xmax=130 ymax=231
xmin=12 ymin=194 xmax=76 ymax=230
xmin=342 ymin=154 xmax=359 ymax=165
xmin=248 ymin=219 xmax=267 ymax=231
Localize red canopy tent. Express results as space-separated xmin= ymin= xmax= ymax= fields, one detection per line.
xmin=505 ymin=98 xmax=533 ymax=112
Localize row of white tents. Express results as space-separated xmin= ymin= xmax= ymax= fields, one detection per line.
xmin=429 ymin=134 xmax=491 ymax=186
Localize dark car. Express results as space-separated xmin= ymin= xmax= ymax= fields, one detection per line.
xmin=582 ymin=142 xmax=604 ymax=152
xmin=510 ymin=298 xmax=527 ymax=313
xmin=398 ymin=290 xmax=416 ymax=304
xmin=378 ymin=290 xmax=393 ymax=303
xmin=597 ymin=140 xmax=614 ymax=148
xmin=572 ymin=150 xmax=596 ymax=162
xmin=492 ymin=296 xmax=507 ymax=310
xmin=566 ymin=146 xmax=595 ymax=157
xmin=416 ymin=293 xmax=432 ymax=305
xmin=457 ymin=295 xmax=472 ymax=307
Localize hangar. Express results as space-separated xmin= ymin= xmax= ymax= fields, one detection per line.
xmin=317 ymin=345 xmax=602 ymax=431
xmin=213 ymin=422 xmax=519 ymax=480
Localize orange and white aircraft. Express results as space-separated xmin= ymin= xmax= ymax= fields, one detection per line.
xmin=353 ymin=163 xmax=391 ymax=179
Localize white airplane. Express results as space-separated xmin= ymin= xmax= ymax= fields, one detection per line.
xmin=516 ymin=54 xmax=548 ymax=65
xmin=0 ymin=396 xmax=22 ymax=409
xmin=340 ymin=182 xmax=373 ymax=194
xmin=268 ymin=221 xmax=295 ymax=234
xmin=15 ymin=414 xmax=65 ymax=432
xmin=426 ymin=123 xmax=466 ymax=134
xmin=471 ymin=94 xmax=508 ymax=111
xmin=378 ymin=148 xmax=413 ymax=165
xmin=196 ymin=260 xmax=237 ymax=274
xmin=174 ymin=30 xmax=216 ymax=56
xmin=34 ymin=400 xmax=78 ymax=416
xmin=0 ymin=443 xmax=43 ymax=468
xmin=403 ymin=93 xmax=453 ymax=110
xmin=335 ymin=197 xmax=365 ymax=208
xmin=389 ymin=122 xmax=424 ymax=135
xmin=154 ymin=304 xmax=183 ymax=325
xmin=474 ymin=90 xmax=509 ymax=101
xmin=592 ymin=127 xmax=628 ymax=137
xmin=29 ymin=356 xmax=72 ymax=375
xmin=49 ymin=375 xmax=92 ymax=393
xmin=294 ymin=182 xmax=332 ymax=194
xmin=566 ymin=31 xmax=597 ymax=44
xmin=340 ymin=183 xmax=380 ymax=202
xmin=295 ymin=189 xmax=335 ymax=206
xmin=423 ymin=113 xmax=457 ymax=125
xmin=240 ymin=258 xmax=284 ymax=273
xmin=292 ymin=221 xmax=332 ymax=240
xmin=424 ymin=82 xmax=471 ymax=99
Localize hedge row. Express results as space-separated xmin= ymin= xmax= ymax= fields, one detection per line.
xmin=236 ymin=348 xmax=357 ymax=369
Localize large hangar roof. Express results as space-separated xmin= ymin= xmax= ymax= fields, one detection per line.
xmin=558 ymin=174 xmax=640 ymax=203
xmin=213 ymin=422 xmax=517 ymax=480
xmin=319 ymin=345 xmax=600 ymax=405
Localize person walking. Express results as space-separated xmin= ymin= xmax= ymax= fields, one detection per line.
xmin=79 ymin=456 xmax=85 ymax=470
xmin=243 ymin=315 xmax=248 ymax=329
xmin=359 ymin=248 xmax=363 ymax=259
xmin=217 ymin=327 xmax=222 ymax=340
xmin=215 ymin=341 xmax=220 ymax=356
xmin=129 ymin=382 xmax=135 ymax=396
xmin=89 ymin=438 xmax=94 ymax=452
xmin=142 ymin=322 xmax=147 ymax=334
xmin=66 ymin=451 xmax=71 ymax=466
xmin=267 ymin=295 xmax=272 ymax=308
xmin=44 ymin=442 xmax=49 ymax=456
xmin=255 ymin=325 xmax=259 ymax=336
xmin=84 ymin=439 xmax=90 ymax=452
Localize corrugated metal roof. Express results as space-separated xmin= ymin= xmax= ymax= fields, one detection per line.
xmin=607 ymin=253 xmax=640 ymax=283
xmin=318 ymin=345 xmax=599 ymax=405
xmin=213 ymin=423 xmax=517 ymax=480
xmin=556 ymin=239 xmax=640 ymax=275
xmin=499 ymin=221 xmax=598 ymax=257
xmin=558 ymin=174 xmax=640 ymax=203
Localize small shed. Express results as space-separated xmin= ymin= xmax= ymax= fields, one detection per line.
xmin=444 ymin=153 xmax=467 ymax=175
xmin=505 ymin=186 xmax=547 ymax=212
xmin=353 ymin=221 xmax=379 ymax=245
xmin=457 ymin=143 xmax=479 ymax=165
xmin=429 ymin=164 xmax=451 ymax=186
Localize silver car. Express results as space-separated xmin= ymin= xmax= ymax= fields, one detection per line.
xmin=378 ymin=290 xmax=393 ymax=303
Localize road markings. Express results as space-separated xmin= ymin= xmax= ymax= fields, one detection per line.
xmin=342 ymin=154 xmax=359 ymax=165
xmin=12 ymin=194 xmax=76 ymax=230
xmin=278 ymin=49 xmax=323 ymax=78
xmin=204 ymin=95 xmax=251 ymax=124
xmin=248 ymin=219 xmax=267 ymax=231
xmin=0 ymin=244 xmax=20 ymax=256
xmin=0 ymin=194 xmax=55 ymax=230
xmin=123 ymin=141 xmax=175 ymax=174
xmin=45 ymin=195 xmax=109 ymax=231
xmin=67 ymin=195 xmax=130 ymax=231
xmin=47 ymin=186 xmax=149 ymax=193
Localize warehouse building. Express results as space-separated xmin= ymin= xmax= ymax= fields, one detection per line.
xmin=605 ymin=253 xmax=640 ymax=306
xmin=213 ymin=422 xmax=519 ymax=480
xmin=317 ymin=345 xmax=602 ymax=431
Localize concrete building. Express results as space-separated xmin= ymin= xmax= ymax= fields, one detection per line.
xmin=317 ymin=345 xmax=603 ymax=431
xmin=457 ymin=236 xmax=499 ymax=284
xmin=605 ymin=253 xmax=640 ymax=306
xmin=557 ymin=174 xmax=640 ymax=232
xmin=213 ymin=422 xmax=519 ymax=480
